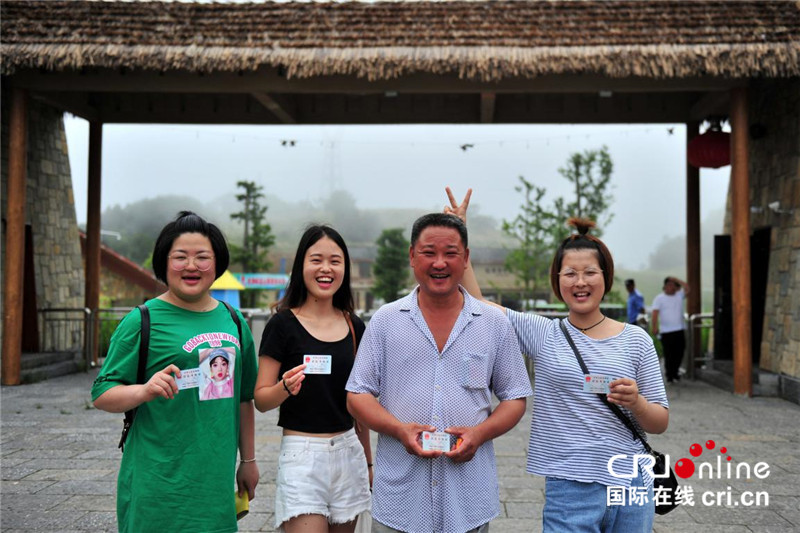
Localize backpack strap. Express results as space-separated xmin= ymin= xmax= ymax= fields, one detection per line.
xmin=220 ymin=301 xmax=242 ymax=344
xmin=119 ymin=304 xmax=150 ymax=451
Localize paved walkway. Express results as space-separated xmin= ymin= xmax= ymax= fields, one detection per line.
xmin=2 ymin=370 xmax=799 ymax=532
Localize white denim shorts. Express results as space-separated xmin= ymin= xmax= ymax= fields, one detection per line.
xmin=274 ymin=428 xmax=371 ymax=529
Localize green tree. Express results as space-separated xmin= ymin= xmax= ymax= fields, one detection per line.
xmin=502 ymin=176 xmax=557 ymax=308
xmin=230 ymin=181 xmax=275 ymax=308
xmin=503 ymin=147 xmax=615 ymax=307
xmin=372 ymin=228 xmax=409 ymax=303
xmin=555 ymin=146 xmax=614 ymax=237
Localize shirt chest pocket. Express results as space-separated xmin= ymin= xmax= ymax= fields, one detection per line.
xmin=460 ymin=352 xmax=489 ymax=389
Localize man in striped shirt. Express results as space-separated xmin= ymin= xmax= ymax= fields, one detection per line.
xmin=347 ymin=213 xmax=533 ymax=533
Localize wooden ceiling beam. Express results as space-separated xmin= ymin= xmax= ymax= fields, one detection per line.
xmin=250 ymin=92 xmax=297 ymax=124
xmin=480 ymin=92 xmax=496 ymax=123
xmin=31 ymin=92 xmax=100 ymax=122
xmin=690 ymin=90 xmax=731 ymax=121
xmin=10 ymin=69 xmax=739 ymax=95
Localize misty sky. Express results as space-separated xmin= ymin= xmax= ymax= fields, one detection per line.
xmin=64 ymin=117 xmax=730 ymax=270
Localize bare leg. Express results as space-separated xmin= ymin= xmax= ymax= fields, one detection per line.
xmin=284 ymin=514 xmax=330 ymax=533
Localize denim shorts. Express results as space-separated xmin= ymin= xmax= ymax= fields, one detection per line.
xmin=543 ymin=472 xmax=654 ymax=533
xmin=274 ymin=428 xmax=371 ymax=529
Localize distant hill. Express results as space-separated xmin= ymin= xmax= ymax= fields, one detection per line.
xmin=93 ymin=191 xmax=514 ymax=264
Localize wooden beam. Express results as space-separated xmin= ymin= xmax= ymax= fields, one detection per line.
xmin=85 ymin=122 xmax=103 ymax=367
xmin=11 ymin=69 xmax=740 ymax=95
xmin=480 ymin=92 xmax=496 ymax=123
xmin=730 ymin=87 xmax=752 ymax=397
xmin=686 ymin=121 xmax=702 ymax=378
xmin=250 ymin=92 xmax=297 ymax=124
xmin=2 ymin=88 xmax=28 ymax=385
xmin=84 ymin=91 xmax=703 ymax=124
xmin=31 ymin=92 xmax=100 ymax=122
xmin=690 ymin=91 xmax=730 ymax=121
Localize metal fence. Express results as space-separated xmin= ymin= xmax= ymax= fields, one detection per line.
xmin=38 ymin=306 xmax=277 ymax=371
xmin=687 ymin=312 xmax=714 ymax=380
xmin=37 ymin=307 xmax=93 ymax=366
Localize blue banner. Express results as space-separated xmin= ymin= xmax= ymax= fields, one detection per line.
xmin=234 ymin=273 xmax=290 ymax=290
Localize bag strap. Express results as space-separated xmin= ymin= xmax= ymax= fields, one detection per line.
xmin=558 ymin=319 xmax=655 ymax=455
xmin=119 ymin=304 xmax=150 ymax=451
xmin=220 ymin=301 xmax=243 ymax=344
xmin=343 ymin=311 xmax=357 ymax=357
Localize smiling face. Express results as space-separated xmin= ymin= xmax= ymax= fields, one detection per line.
xmin=409 ymin=225 xmax=469 ymax=301
xmin=558 ymin=249 xmax=605 ymax=314
xmin=209 ymin=356 xmax=229 ymax=382
xmin=302 ymin=236 xmax=345 ymax=302
xmin=165 ymin=232 xmax=216 ymax=305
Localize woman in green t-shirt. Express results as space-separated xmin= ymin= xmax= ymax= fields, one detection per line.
xmin=92 ymin=211 xmax=259 ymax=533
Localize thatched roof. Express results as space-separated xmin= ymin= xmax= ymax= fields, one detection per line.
xmin=2 ymin=0 xmax=799 ymax=81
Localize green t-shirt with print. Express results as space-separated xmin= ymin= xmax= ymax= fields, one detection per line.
xmin=92 ymin=299 xmax=257 ymax=533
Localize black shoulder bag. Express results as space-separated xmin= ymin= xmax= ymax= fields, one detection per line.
xmin=559 ymin=319 xmax=679 ymax=515
xmin=118 ymin=301 xmax=242 ymax=451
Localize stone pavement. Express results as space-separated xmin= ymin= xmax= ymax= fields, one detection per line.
xmin=2 ymin=369 xmax=799 ymax=532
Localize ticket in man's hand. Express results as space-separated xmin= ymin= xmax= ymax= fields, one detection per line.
xmin=421 ymin=431 xmax=462 ymax=452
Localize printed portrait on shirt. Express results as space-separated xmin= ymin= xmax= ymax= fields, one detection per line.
xmin=199 ymin=347 xmax=236 ymax=401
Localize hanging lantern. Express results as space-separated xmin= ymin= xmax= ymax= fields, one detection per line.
xmin=687 ymin=120 xmax=731 ymax=169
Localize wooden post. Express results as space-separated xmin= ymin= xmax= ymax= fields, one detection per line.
xmin=85 ymin=121 xmax=103 ymax=366
xmin=2 ymin=88 xmax=29 ymax=385
xmin=730 ymin=87 xmax=752 ymax=397
xmin=686 ymin=121 xmax=702 ymax=378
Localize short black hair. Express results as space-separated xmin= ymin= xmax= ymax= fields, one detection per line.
xmin=625 ymin=279 xmax=635 ymax=286
xmin=152 ymin=211 xmax=230 ymax=283
xmin=410 ymin=213 xmax=468 ymax=248
xmin=276 ymin=224 xmax=354 ymax=314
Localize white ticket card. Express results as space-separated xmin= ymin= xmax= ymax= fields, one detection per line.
xmin=303 ymin=355 xmax=332 ymax=374
xmin=175 ymin=368 xmax=201 ymax=390
xmin=583 ymin=374 xmax=613 ymax=394
xmin=421 ymin=431 xmax=453 ymax=452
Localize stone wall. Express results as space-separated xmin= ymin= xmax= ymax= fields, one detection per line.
xmin=1 ymin=98 xmax=84 ymax=321
xmin=747 ymin=78 xmax=800 ymax=397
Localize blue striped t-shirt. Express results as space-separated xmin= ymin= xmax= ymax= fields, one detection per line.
xmin=507 ymin=310 xmax=669 ymax=488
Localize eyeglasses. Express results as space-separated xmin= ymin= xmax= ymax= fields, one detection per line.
xmin=168 ymin=254 xmax=215 ymax=272
xmin=558 ymin=267 xmax=603 ymax=285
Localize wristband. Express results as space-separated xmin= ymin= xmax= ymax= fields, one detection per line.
xmin=240 ymin=458 xmax=256 ymax=463
xmin=282 ymin=379 xmax=293 ymax=395
xmin=367 ymin=463 xmax=373 ymax=468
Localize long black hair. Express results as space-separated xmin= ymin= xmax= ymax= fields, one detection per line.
xmin=276 ymin=224 xmax=354 ymax=313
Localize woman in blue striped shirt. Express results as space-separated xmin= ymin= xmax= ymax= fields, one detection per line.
xmin=445 ymin=188 xmax=669 ymax=533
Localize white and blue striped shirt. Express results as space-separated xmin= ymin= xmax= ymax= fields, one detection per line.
xmin=507 ymin=310 xmax=668 ymax=488
xmin=347 ymin=288 xmax=533 ymax=533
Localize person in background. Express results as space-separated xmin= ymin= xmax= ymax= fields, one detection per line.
xmin=651 ymin=276 xmax=690 ymax=383
xmin=445 ymin=188 xmax=668 ymax=533
xmin=347 ymin=212 xmax=532 ymax=533
xmin=255 ymin=224 xmax=372 ymax=533
xmin=92 ymin=211 xmax=258 ymax=533
xmin=625 ymin=278 xmax=646 ymax=326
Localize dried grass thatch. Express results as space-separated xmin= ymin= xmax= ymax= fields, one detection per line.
xmin=2 ymin=0 xmax=799 ymax=81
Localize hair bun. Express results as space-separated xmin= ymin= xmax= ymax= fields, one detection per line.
xmin=567 ymin=217 xmax=596 ymax=236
